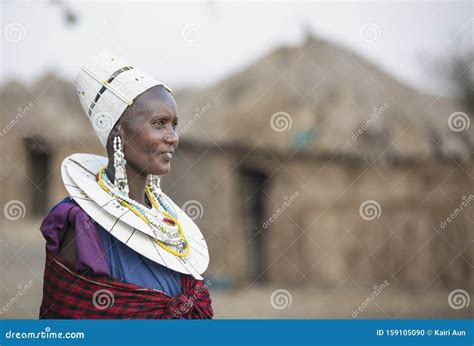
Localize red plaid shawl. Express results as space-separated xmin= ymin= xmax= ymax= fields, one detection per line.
xmin=39 ymin=252 xmax=213 ymax=319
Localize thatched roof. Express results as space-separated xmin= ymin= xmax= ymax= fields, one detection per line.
xmin=0 ymin=36 xmax=471 ymax=163
xmin=0 ymin=74 xmax=99 ymax=146
xmin=175 ymin=35 xmax=473 ymax=163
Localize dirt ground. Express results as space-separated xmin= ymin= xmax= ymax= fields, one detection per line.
xmin=1 ymin=219 xmax=471 ymax=319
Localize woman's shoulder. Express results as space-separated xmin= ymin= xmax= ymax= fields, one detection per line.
xmin=40 ymin=196 xmax=111 ymax=275
xmin=48 ymin=196 xmax=78 ymax=213
xmin=48 ymin=195 xmax=96 ymax=219
xmin=40 ymin=196 xmax=96 ymax=239
xmin=41 ymin=197 xmax=76 ymax=228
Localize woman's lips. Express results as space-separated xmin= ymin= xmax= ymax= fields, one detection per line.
xmin=161 ymin=152 xmax=173 ymax=161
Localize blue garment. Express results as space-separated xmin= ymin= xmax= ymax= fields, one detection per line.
xmin=52 ymin=196 xmax=182 ymax=296
xmin=96 ymin=225 xmax=182 ymax=296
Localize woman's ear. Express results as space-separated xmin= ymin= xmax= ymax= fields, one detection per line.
xmin=110 ymin=123 xmax=122 ymax=139
xmin=117 ymin=123 xmax=124 ymax=141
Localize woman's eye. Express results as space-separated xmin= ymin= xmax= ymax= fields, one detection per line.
xmin=152 ymin=119 xmax=178 ymax=130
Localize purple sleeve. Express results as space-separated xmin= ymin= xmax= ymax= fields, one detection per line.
xmin=39 ymin=199 xmax=111 ymax=276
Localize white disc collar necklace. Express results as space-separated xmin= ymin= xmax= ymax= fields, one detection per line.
xmin=61 ymin=153 xmax=210 ymax=280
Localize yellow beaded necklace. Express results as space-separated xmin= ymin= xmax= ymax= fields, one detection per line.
xmin=97 ymin=166 xmax=190 ymax=257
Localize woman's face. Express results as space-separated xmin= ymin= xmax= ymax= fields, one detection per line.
xmin=115 ymin=86 xmax=179 ymax=176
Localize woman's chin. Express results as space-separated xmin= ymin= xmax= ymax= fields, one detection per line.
xmin=151 ymin=163 xmax=171 ymax=176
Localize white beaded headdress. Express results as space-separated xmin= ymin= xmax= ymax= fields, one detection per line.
xmin=74 ymin=51 xmax=171 ymax=146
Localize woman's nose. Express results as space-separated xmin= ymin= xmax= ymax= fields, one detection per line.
xmin=163 ymin=127 xmax=179 ymax=146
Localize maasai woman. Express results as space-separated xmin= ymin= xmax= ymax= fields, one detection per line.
xmin=39 ymin=52 xmax=212 ymax=319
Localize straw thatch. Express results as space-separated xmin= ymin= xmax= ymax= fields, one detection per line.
xmin=175 ymin=35 xmax=473 ymax=164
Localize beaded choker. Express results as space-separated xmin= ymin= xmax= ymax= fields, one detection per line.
xmin=97 ymin=166 xmax=190 ymax=257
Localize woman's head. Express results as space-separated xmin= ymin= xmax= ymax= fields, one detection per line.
xmin=106 ymin=85 xmax=179 ymax=176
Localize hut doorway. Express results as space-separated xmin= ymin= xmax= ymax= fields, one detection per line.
xmin=239 ymin=168 xmax=269 ymax=283
xmin=24 ymin=137 xmax=51 ymax=215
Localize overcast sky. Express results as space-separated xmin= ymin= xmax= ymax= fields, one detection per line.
xmin=1 ymin=0 xmax=472 ymax=96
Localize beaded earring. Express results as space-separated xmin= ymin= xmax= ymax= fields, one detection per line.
xmin=113 ymin=135 xmax=129 ymax=197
